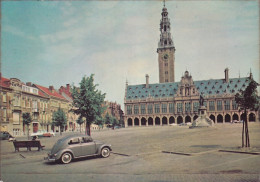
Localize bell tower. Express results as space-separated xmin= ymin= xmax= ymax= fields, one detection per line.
xmin=157 ymin=1 xmax=176 ymax=83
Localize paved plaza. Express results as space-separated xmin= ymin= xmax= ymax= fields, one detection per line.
xmin=1 ymin=123 xmax=260 ymax=182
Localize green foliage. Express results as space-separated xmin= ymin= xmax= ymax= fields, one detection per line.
xmin=76 ymin=117 xmax=84 ymax=125
xmin=22 ymin=112 xmax=32 ymax=140
xmin=94 ymin=116 xmax=104 ymax=126
xmin=235 ymin=79 xmax=259 ymax=148
xmin=104 ymin=113 xmax=119 ymax=127
xmin=22 ymin=112 xmax=32 ymax=126
xmin=104 ymin=113 xmax=111 ymax=125
xmin=71 ymin=74 xmax=106 ymax=135
xmin=52 ymin=108 xmax=67 ymax=131
xmin=235 ymin=80 xmax=259 ymax=110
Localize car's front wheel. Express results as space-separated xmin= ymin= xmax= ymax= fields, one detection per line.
xmin=101 ymin=147 xmax=110 ymax=158
xmin=61 ymin=152 xmax=72 ymax=164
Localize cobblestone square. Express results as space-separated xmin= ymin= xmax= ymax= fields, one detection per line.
xmin=1 ymin=123 xmax=260 ymax=182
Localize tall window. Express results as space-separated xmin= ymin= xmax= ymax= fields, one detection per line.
xmin=169 ymin=103 xmax=174 ymax=113
xmin=185 ymin=102 xmax=191 ymax=112
xmin=3 ymin=108 xmax=7 ymax=121
xmin=127 ymin=105 xmax=132 ymax=115
xmin=33 ymin=100 xmax=38 ymax=109
xmin=232 ymin=100 xmax=238 ymax=110
xmin=209 ymin=101 xmax=215 ymax=111
xmin=13 ymin=95 xmax=21 ymax=106
xmin=161 ymin=104 xmax=167 ymax=113
xmin=155 ymin=104 xmax=160 ymax=113
xmin=193 ymin=102 xmax=199 ymax=112
xmin=224 ymin=100 xmax=230 ymax=110
xmin=217 ymin=100 xmax=222 ymax=111
xmin=148 ymin=104 xmax=153 ymax=114
xmin=134 ymin=105 xmax=139 ymax=114
xmin=177 ymin=103 xmax=183 ymax=113
xmin=2 ymin=93 xmax=7 ymax=103
xmin=141 ymin=104 xmax=146 ymax=114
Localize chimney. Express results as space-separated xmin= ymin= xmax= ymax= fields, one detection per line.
xmin=146 ymin=74 xmax=149 ymax=88
xmin=49 ymin=86 xmax=54 ymax=93
xmin=26 ymin=82 xmax=32 ymax=86
xmin=224 ymin=68 xmax=229 ymax=83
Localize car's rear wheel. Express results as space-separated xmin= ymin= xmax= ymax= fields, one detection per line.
xmin=61 ymin=152 xmax=72 ymax=164
xmin=101 ymin=147 xmax=110 ymax=158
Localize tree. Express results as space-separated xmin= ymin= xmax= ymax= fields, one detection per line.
xmin=111 ymin=116 xmax=119 ymax=129
xmin=235 ymin=80 xmax=259 ymax=147
xmin=71 ymin=74 xmax=106 ymax=136
xmin=104 ymin=113 xmax=111 ymax=125
xmin=22 ymin=112 xmax=32 ymax=140
xmin=76 ymin=117 xmax=84 ymax=133
xmin=52 ymin=108 xmax=67 ymax=136
xmin=94 ymin=116 xmax=104 ymax=130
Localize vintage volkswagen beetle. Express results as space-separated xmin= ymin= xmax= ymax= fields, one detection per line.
xmin=45 ymin=134 xmax=112 ymax=164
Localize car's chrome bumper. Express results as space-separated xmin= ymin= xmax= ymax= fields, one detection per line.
xmin=44 ymin=156 xmax=56 ymax=162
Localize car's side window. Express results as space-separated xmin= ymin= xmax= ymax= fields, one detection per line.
xmin=68 ymin=138 xmax=80 ymax=145
xmin=81 ymin=137 xmax=93 ymax=143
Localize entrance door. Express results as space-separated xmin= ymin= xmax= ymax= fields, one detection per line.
xmin=33 ymin=123 xmax=38 ymax=133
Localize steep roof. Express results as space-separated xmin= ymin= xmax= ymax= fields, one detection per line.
xmin=0 ymin=77 xmax=10 ymax=88
xmin=126 ymin=77 xmax=251 ymax=100
xmin=34 ymin=84 xmax=66 ymax=100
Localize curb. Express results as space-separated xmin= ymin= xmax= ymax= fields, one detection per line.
xmin=219 ymin=150 xmax=260 ymax=155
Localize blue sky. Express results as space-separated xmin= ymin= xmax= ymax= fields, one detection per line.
xmin=2 ymin=1 xmax=259 ymax=109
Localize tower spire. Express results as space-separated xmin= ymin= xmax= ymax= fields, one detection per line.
xmin=157 ymin=2 xmax=176 ymax=83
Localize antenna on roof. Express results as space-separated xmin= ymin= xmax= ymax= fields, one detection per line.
xmin=239 ymin=70 xmax=240 ymax=78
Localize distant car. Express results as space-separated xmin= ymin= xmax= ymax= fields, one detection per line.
xmin=30 ymin=130 xmax=44 ymax=137
xmin=31 ymin=130 xmax=55 ymax=137
xmin=43 ymin=131 xmax=55 ymax=137
xmin=179 ymin=123 xmax=187 ymax=126
xmin=0 ymin=131 xmax=15 ymax=141
xmin=186 ymin=122 xmax=192 ymax=126
xmin=114 ymin=126 xmax=122 ymax=129
xmin=45 ymin=134 xmax=112 ymax=164
xmin=232 ymin=120 xmax=239 ymax=123
xmin=169 ymin=123 xmax=177 ymax=126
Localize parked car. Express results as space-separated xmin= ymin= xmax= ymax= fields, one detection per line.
xmin=45 ymin=134 xmax=112 ymax=164
xmin=169 ymin=123 xmax=177 ymax=126
xmin=43 ymin=130 xmax=55 ymax=137
xmin=31 ymin=130 xmax=55 ymax=137
xmin=30 ymin=130 xmax=44 ymax=137
xmin=186 ymin=122 xmax=192 ymax=126
xmin=0 ymin=131 xmax=15 ymax=141
xmin=179 ymin=123 xmax=187 ymax=126
xmin=232 ymin=120 xmax=239 ymax=123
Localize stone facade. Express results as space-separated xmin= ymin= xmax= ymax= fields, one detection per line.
xmin=124 ymin=4 xmax=258 ymax=127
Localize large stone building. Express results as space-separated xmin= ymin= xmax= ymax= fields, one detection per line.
xmin=124 ymin=4 xmax=258 ymax=127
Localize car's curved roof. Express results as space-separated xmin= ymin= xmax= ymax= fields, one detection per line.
xmin=59 ymin=134 xmax=91 ymax=141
